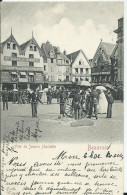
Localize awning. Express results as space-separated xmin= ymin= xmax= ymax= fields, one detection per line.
xmin=11 ymin=72 xmax=17 ymax=75
xmin=29 ymin=72 xmax=34 ymax=76
xmin=20 ymin=72 xmax=26 ymax=76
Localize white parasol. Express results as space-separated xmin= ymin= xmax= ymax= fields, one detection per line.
xmin=80 ymin=81 xmax=91 ymax=86
xmin=13 ymin=89 xmax=18 ymax=92
xmin=44 ymin=88 xmax=48 ymax=92
xmin=96 ymin=86 xmax=107 ymax=91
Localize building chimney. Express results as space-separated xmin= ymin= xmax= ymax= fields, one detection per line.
xmin=56 ymin=47 xmax=60 ymax=54
xmin=63 ymin=50 xmax=67 ymax=55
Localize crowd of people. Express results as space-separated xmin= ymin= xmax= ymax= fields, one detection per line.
xmin=1 ymin=86 xmax=115 ymax=119
xmin=58 ymin=86 xmax=114 ymax=120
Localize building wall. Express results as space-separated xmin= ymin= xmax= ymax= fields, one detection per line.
xmin=71 ymin=51 xmax=91 ymax=82
xmin=1 ymin=42 xmax=43 ymax=68
xmin=1 ymin=42 xmax=21 ymax=66
xmin=24 ymin=44 xmax=43 ymax=68
xmin=117 ymin=19 xmax=124 ymax=84
xmin=57 ymin=65 xmax=70 ymax=81
xmin=45 ymin=58 xmax=71 ymax=82
xmin=1 ymin=40 xmax=44 ymax=90
xmin=46 ymin=58 xmax=57 ymax=81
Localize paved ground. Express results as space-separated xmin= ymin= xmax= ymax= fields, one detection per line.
xmin=1 ymin=99 xmax=124 ymax=144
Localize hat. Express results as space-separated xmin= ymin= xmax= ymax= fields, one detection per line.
xmin=87 ymin=88 xmax=91 ymax=92
xmin=107 ymin=90 xmax=111 ymax=94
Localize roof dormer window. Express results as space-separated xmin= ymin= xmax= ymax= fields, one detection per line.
xmin=51 ymin=58 xmax=53 ymax=63
xmin=79 ymin=60 xmax=82 ymax=65
xmin=30 ymin=45 xmax=33 ymax=51
xmin=34 ymin=46 xmax=37 ymax=51
xmin=13 ymin=44 xmax=16 ymax=50
xmin=7 ymin=43 xmax=10 ymax=49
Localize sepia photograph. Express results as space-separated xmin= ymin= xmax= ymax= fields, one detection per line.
xmin=0 ymin=1 xmax=125 ymax=195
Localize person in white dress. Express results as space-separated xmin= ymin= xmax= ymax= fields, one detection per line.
xmin=98 ymin=89 xmax=108 ymax=114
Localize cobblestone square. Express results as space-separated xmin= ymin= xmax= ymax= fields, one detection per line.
xmin=1 ymin=100 xmax=123 ymax=144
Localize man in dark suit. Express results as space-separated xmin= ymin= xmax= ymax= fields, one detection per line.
xmin=31 ymin=90 xmax=43 ymax=118
xmin=59 ymin=87 xmax=67 ymax=117
xmin=2 ymin=88 xmax=9 ymax=110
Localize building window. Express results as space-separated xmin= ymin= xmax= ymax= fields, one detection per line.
xmin=80 ymin=68 xmax=83 ymax=74
xmin=12 ymin=53 xmax=17 ymax=57
xmin=86 ymin=78 xmax=88 ymax=81
xmin=34 ymin=46 xmax=37 ymax=51
xmin=29 ymin=76 xmax=34 ymax=82
xmin=66 ymin=76 xmax=69 ymax=82
xmin=58 ymin=75 xmax=62 ymax=81
xmin=7 ymin=43 xmax=10 ymax=49
xmin=30 ymin=46 xmax=33 ymax=51
xmin=12 ymin=61 xmax=17 ymax=66
xmin=75 ymin=68 xmax=78 ymax=74
xmin=11 ymin=74 xmax=18 ymax=82
xmin=66 ymin=67 xmax=69 ymax=72
xmin=20 ymin=74 xmax=26 ymax=79
xmin=79 ymin=60 xmax=82 ymax=65
xmin=13 ymin=44 xmax=16 ymax=50
xmin=44 ymin=65 xmax=46 ymax=71
xmin=66 ymin=60 xmax=69 ymax=64
xmin=29 ymin=62 xmax=34 ymax=67
xmin=51 ymin=58 xmax=53 ymax=63
xmin=86 ymin=68 xmax=88 ymax=74
xmin=29 ymin=54 xmax=34 ymax=58
xmin=51 ymin=67 xmax=53 ymax=72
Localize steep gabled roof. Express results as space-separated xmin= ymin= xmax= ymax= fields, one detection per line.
xmin=53 ymin=46 xmax=69 ymax=61
xmin=20 ymin=40 xmax=31 ymax=50
xmin=67 ymin=49 xmax=90 ymax=66
xmin=93 ymin=41 xmax=117 ymax=63
xmin=41 ymin=41 xmax=70 ymax=62
xmin=20 ymin=37 xmax=43 ymax=56
xmin=41 ymin=41 xmax=56 ymax=58
xmin=101 ymin=42 xmax=116 ymax=58
xmin=1 ymin=33 xmax=22 ymax=54
xmin=59 ymin=52 xmax=70 ymax=61
xmin=67 ymin=50 xmax=80 ymax=64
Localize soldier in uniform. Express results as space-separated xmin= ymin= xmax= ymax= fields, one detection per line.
xmin=31 ymin=90 xmax=43 ymax=118
xmin=59 ymin=87 xmax=67 ymax=117
xmin=46 ymin=89 xmax=52 ymax=104
xmin=56 ymin=88 xmax=60 ymax=103
xmin=72 ymin=89 xmax=82 ymax=120
xmin=88 ymin=86 xmax=99 ymax=120
xmin=2 ymin=88 xmax=9 ymax=110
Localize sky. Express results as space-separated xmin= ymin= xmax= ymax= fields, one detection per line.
xmin=1 ymin=1 xmax=124 ymax=59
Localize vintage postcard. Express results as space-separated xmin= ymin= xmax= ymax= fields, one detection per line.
xmin=0 ymin=1 xmax=125 ymax=195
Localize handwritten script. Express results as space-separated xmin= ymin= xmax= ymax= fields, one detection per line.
xmin=1 ymin=145 xmax=123 ymax=195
